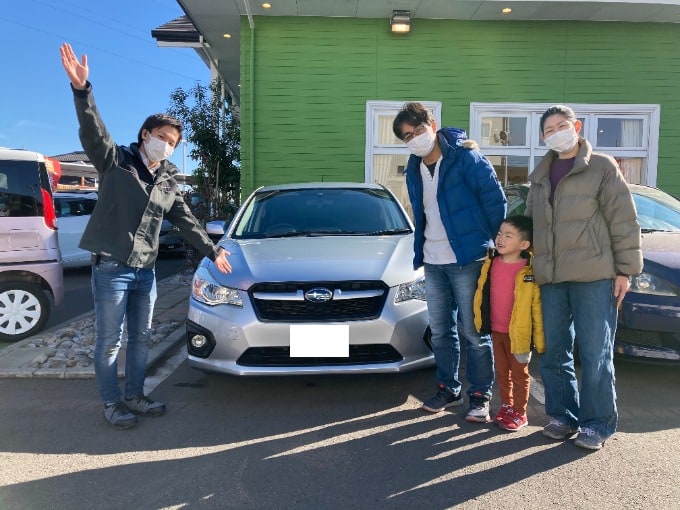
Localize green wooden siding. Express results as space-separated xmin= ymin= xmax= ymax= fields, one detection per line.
xmin=240 ymin=16 xmax=680 ymax=197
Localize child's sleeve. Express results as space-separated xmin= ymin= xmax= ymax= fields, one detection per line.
xmin=473 ymin=271 xmax=485 ymax=334
xmin=532 ymin=284 xmax=546 ymax=353
xmin=473 ymin=257 xmax=492 ymax=334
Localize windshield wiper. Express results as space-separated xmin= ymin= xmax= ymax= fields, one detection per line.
xmin=262 ymin=231 xmax=312 ymax=238
xmin=365 ymin=228 xmax=412 ymax=236
xmin=641 ymin=228 xmax=675 ymax=233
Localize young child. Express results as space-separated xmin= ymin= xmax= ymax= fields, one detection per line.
xmin=473 ymin=215 xmax=545 ymax=431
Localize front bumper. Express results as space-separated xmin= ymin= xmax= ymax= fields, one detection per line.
xmin=185 ymin=290 xmax=434 ymax=375
xmin=616 ymin=297 xmax=680 ymax=362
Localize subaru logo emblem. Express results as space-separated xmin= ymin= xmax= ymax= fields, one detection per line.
xmin=305 ymin=288 xmax=333 ymax=303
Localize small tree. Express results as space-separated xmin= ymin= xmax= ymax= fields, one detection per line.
xmin=167 ymin=79 xmax=240 ymax=223
xmin=167 ymin=79 xmax=240 ymax=269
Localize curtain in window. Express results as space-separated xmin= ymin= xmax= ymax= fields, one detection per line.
xmin=618 ymin=158 xmax=643 ymax=184
xmin=372 ymin=155 xmax=392 ymax=186
xmin=618 ymin=120 xmax=644 ymax=183
xmin=378 ymin=115 xmax=401 ymax=145
xmin=372 ymin=154 xmax=412 ymax=217
xmin=621 ymin=119 xmax=642 ymax=147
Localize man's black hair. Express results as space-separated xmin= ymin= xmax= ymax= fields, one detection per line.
xmin=392 ymin=102 xmax=435 ymax=140
xmin=137 ymin=113 xmax=183 ymax=146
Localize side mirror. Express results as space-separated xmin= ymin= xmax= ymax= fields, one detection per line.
xmin=206 ymin=220 xmax=226 ymax=243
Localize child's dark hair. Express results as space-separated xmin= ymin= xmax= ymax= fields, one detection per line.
xmin=503 ymin=215 xmax=533 ymax=244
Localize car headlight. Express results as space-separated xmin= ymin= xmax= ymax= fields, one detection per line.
xmin=395 ymin=275 xmax=426 ymax=303
xmin=191 ymin=267 xmax=243 ymax=307
xmin=629 ymin=272 xmax=678 ymax=297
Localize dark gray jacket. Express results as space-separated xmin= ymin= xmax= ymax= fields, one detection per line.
xmin=526 ymin=138 xmax=643 ymax=285
xmin=73 ymin=83 xmax=219 ymax=269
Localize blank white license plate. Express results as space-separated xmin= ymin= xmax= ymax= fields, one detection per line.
xmin=289 ymin=325 xmax=349 ymax=357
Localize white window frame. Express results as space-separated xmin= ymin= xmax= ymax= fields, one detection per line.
xmin=469 ymin=103 xmax=660 ymax=186
xmin=365 ymin=101 xmax=442 ymax=182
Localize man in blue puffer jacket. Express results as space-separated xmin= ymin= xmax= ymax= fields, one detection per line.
xmin=393 ymin=102 xmax=506 ymax=423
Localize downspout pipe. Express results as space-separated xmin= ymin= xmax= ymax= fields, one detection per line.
xmin=243 ymin=0 xmax=255 ymax=194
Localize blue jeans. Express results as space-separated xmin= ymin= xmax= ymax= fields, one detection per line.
xmin=539 ymin=279 xmax=618 ymax=438
xmin=424 ymin=261 xmax=494 ymax=398
xmin=92 ymin=259 xmax=157 ymax=405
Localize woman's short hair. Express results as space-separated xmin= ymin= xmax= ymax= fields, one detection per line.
xmin=539 ymin=105 xmax=577 ymax=135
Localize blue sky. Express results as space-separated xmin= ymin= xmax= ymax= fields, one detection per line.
xmin=0 ymin=0 xmax=208 ymax=172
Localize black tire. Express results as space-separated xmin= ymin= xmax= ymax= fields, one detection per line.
xmin=0 ymin=282 xmax=51 ymax=342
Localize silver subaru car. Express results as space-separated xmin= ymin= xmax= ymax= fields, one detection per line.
xmin=186 ymin=182 xmax=434 ymax=375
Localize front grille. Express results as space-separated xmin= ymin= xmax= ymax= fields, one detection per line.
xmin=617 ymin=327 xmax=664 ymax=348
xmin=250 ymin=281 xmax=387 ymax=321
xmin=237 ymin=345 xmax=403 ymax=366
xmin=617 ymin=326 xmax=680 ymax=350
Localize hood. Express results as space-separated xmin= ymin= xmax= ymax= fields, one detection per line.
xmin=208 ymin=235 xmax=419 ymax=290
xmin=437 ymin=127 xmax=469 ymax=156
xmin=641 ymin=231 xmax=680 ymax=271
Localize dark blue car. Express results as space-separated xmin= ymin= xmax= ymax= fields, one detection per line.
xmin=504 ymin=183 xmax=680 ymax=362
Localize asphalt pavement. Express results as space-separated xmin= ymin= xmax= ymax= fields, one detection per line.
xmin=1 ymin=273 xmax=679 ymax=508
xmin=0 ymin=272 xmax=191 ymax=379
xmin=1 ymin=355 xmax=678 ymax=509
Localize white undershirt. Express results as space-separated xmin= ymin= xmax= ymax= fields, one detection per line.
xmin=421 ymin=157 xmax=457 ymax=264
xmin=139 ymin=150 xmax=160 ymax=177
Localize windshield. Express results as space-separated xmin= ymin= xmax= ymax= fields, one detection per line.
xmin=633 ymin=187 xmax=680 ymax=232
xmin=232 ymin=187 xmax=412 ymax=239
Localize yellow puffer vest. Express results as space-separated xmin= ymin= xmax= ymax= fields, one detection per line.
xmin=473 ymin=251 xmax=545 ymax=355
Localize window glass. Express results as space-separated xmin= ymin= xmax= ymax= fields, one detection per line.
xmin=54 ymin=197 xmax=97 ymax=218
xmin=234 ymin=188 xmax=410 ymax=238
xmin=482 ymin=116 xmax=527 ymax=147
xmin=597 ymin=118 xmax=643 ymax=148
xmin=504 ymin=186 xmax=529 ymax=215
xmin=0 ymin=160 xmax=42 ymax=217
xmin=366 ymin=101 xmax=441 ymax=217
xmin=372 ymin=153 xmax=411 ymax=217
xmin=632 ymin=189 xmax=680 ymax=232
xmin=615 ymin=157 xmax=645 ymax=184
xmin=377 ymin=114 xmax=403 ymax=145
xmin=488 ymin=155 xmax=530 ymax=186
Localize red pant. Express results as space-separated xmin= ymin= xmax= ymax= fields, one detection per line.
xmin=492 ymin=331 xmax=530 ymax=416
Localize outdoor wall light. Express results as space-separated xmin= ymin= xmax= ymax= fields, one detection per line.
xmin=390 ymin=10 xmax=411 ymax=33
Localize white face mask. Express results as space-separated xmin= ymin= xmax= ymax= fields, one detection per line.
xmin=144 ymin=134 xmax=175 ymax=162
xmin=544 ymin=128 xmax=578 ymax=153
xmin=406 ymin=129 xmax=436 ymax=157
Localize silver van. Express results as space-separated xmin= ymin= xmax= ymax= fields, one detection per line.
xmin=0 ymin=148 xmax=64 ymax=341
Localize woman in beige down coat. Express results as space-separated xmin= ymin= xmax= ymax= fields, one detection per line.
xmin=526 ymin=105 xmax=642 ymax=451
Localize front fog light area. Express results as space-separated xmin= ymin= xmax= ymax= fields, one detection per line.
xmin=192 ymin=267 xmax=243 ymax=306
xmin=191 ymin=335 xmax=207 ymax=349
xmin=186 ymin=321 xmax=216 ymax=358
xmin=395 ymin=275 xmax=426 ymax=303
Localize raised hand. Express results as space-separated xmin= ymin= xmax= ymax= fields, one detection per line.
xmin=59 ymin=43 xmax=88 ymax=90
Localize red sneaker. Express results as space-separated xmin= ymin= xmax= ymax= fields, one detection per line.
xmin=499 ymin=410 xmax=528 ymax=431
xmin=493 ymin=404 xmax=513 ymax=425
